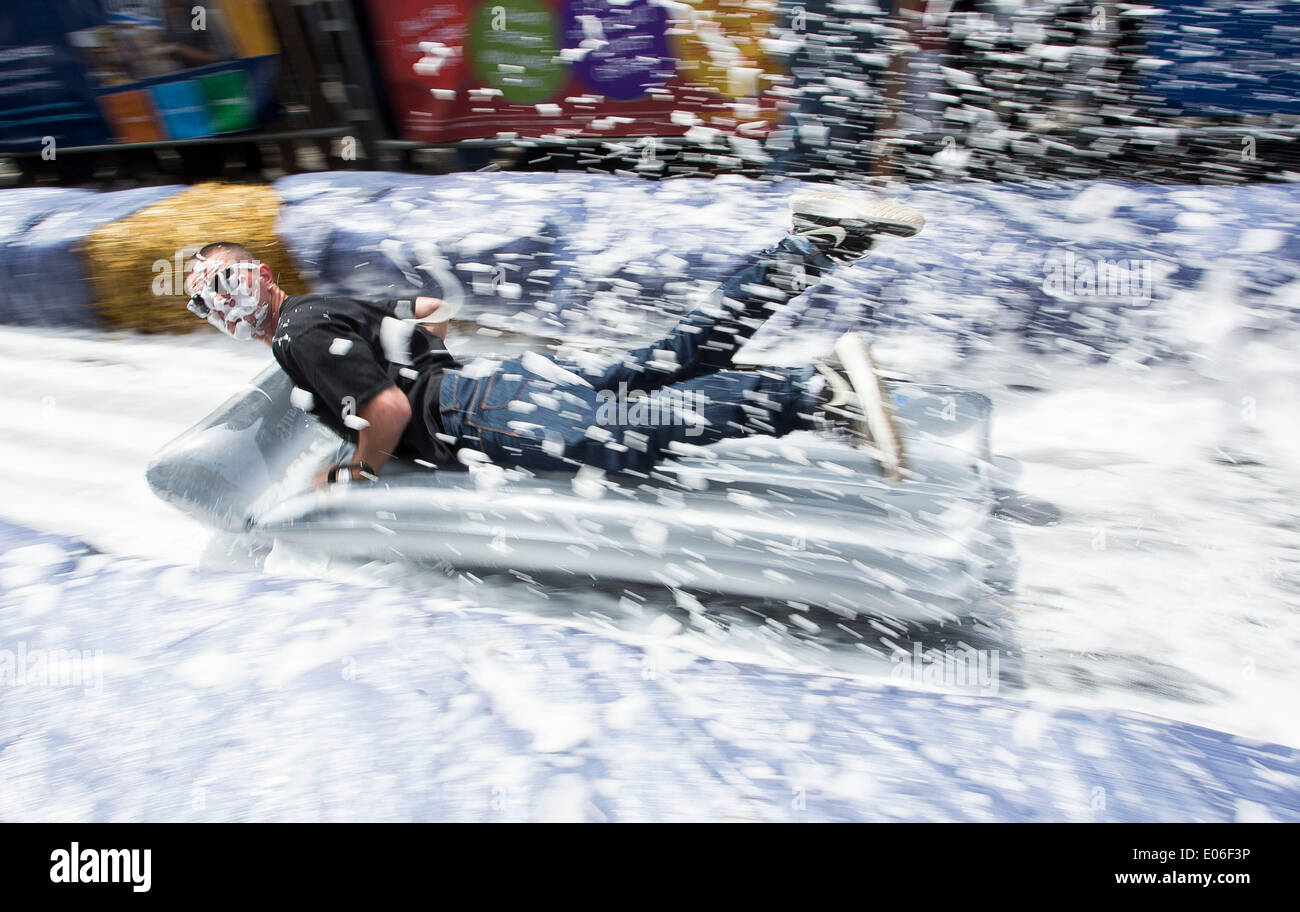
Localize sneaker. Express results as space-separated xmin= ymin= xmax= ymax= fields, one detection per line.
xmin=790 ymin=191 xmax=925 ymax=264
xmin=812 ymin=332 xmax=909 ymax=482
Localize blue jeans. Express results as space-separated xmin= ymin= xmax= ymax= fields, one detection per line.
xmin=438 ymin=234 xmax=834 ymax=476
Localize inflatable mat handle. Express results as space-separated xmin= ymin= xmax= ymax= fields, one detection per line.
xmin=146 ymin=365 xmax=327 ymax=532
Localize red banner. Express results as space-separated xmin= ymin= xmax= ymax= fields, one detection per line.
xmin=364 ymin=0 xmax=786 ymax=143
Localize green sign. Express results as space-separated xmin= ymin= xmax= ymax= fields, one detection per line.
xmin=468 ymin=0 xmax=567 ymax=105
xmin=198 ymin=70 xmax=255 ymax=133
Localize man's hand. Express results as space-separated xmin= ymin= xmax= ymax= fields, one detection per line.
xmin=414 ymin=296 xmax=452 ymax=338
xmin=314 ymin=386 xmax=412 ymax=489
xmin=413 ymin=296 xmax=449 ymax=320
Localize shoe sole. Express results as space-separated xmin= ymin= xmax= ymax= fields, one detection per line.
xmin=791 ymin=191 xmax=926 ymax=238
xmin=814 ymin=359 xmax=854 ymax=408
xmin=833 ymin=331 xmax=908 ymax=482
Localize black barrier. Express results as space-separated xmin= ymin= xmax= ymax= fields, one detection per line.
xmin=0 ymin=824 xmax=1286 ymax=898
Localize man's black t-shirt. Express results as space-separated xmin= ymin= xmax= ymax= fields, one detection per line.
xmin=271 ymin=293 xmax=460 ymax=465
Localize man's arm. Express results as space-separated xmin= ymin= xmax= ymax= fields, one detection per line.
xmin=313 ymin=386 xmax=412 ymax=486
xmin=353 ymin=386 xmax=412 ymax=472
xmin=277 ymin=319 xmax=416 ymax=488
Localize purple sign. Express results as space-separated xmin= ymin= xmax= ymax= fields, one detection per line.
xmin=562 ymin=0 xmax=673 ymax=101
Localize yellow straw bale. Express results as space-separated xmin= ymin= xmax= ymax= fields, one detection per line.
xmin=81 ymin=182 xmax=307 ymax=333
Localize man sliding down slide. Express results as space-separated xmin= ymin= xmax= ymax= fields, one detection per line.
xmin=182 ymin=192 xmax=924 ymax=487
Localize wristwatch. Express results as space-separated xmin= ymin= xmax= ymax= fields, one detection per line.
xmin=329 ymin=461 xmax=377 ymax=484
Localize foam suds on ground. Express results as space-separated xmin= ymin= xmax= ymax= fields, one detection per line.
xmin=3 ymin=308 xmax=1297 ymax=748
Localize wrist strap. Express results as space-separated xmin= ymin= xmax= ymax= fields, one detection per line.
xmin=330 ymin=461 xmax=377 ymax=484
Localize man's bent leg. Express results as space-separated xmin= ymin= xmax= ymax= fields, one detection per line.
xmin=577 ymin=235 xmax=835 ymax=394
xmin=443 ymin=365 xmax=821 ymax=477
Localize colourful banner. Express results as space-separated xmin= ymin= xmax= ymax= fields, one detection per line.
xmin=0 ymin=0 xmax=280 ymax=153
xmin=364 ymin=0 xmax=787 ymax=143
